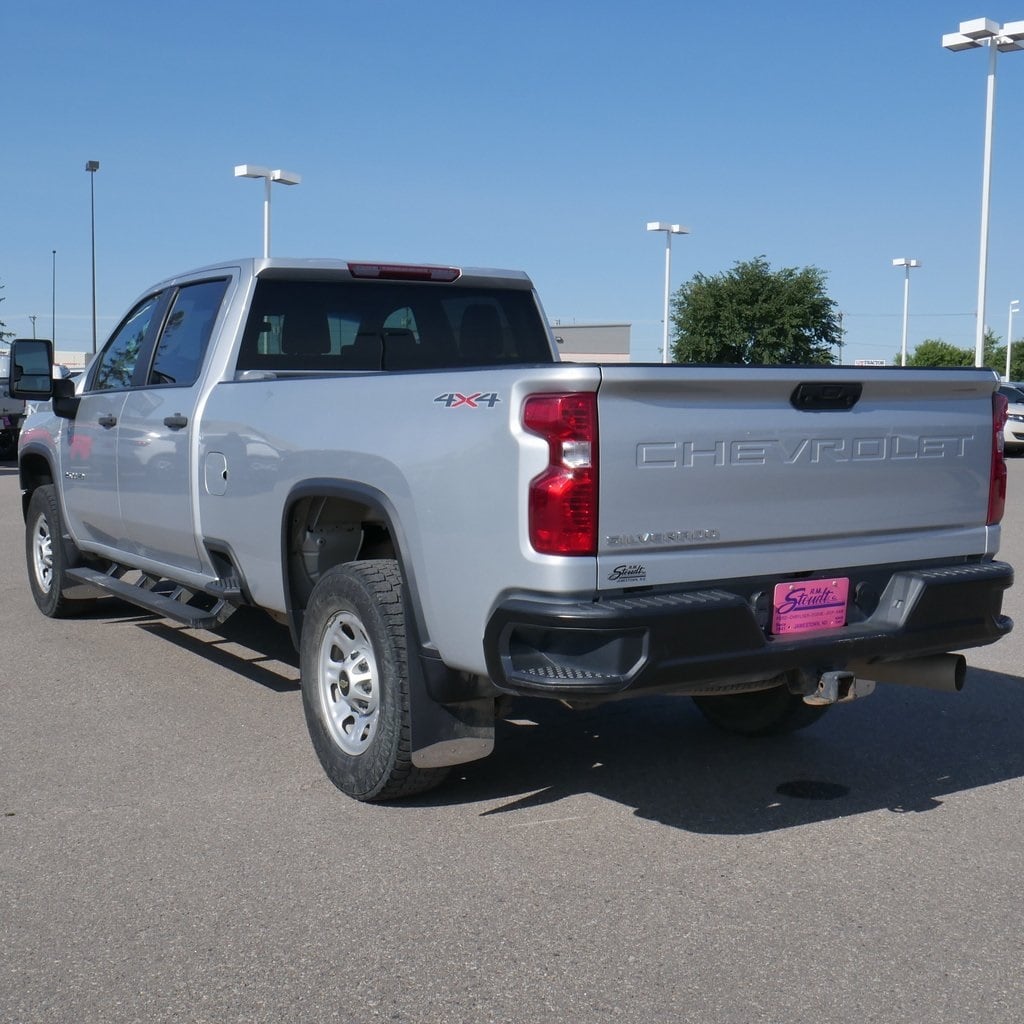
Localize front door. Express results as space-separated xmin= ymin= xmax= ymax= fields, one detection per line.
xmin=60 ymin=293 xmax=164 ymax=551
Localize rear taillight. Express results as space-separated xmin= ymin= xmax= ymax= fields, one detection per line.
xmin=523 ymin=392 xmax=598 ymax=555
xmin=989 ymin=391 xmax=1008 ymax=525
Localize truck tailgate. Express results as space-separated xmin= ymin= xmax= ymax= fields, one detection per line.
xmin=595 ymin=366 xmax=999 ymax=589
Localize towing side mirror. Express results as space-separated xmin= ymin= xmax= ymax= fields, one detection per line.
xmin=8 ymin=339 xmax=54 ymax=400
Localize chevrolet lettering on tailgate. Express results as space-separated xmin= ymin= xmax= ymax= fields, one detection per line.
xmin=637 ymin=433 xmax=973 ymax=468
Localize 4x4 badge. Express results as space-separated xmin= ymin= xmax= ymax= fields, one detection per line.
xmin=434 ymin=392 xmax=501 ymax=409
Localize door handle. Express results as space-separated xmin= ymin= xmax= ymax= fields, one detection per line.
xmin=98 ymin=414 xmax=117 ymax=429
xmin=164 ymin=414 xmax=188 ymax=430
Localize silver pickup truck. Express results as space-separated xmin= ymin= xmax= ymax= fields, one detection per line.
xmin=8 ymin=257 xmax=1014 ymax=801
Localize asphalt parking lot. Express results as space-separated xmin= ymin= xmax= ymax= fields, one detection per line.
xmin=3 ymin=460 xmax=1024 ymax=1024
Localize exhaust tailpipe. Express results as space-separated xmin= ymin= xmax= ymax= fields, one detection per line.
xmin=848 ymin=654 xmax=966 ymax=693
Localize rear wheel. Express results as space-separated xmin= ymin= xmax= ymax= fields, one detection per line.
xmin=25 ymin=484 xmax=92 ymax=618
xmin=692 ymin=681 xmax=829 ymax=737
xmin=299 ymin=560 xmax=449 ymax=801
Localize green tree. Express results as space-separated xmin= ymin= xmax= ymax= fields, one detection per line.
xmin=902 ymin=330 xmax=1017 ymax=372
xmin=980 ymin=329 xmax=1024 ymax=380
xmin=982 ymin=327 xmax=1002 ymax=370
xmin=901 ymin=339 xmax=974 ymax=367
xmin=670 ymin=256 xmax=839 ymax=365
xmin=986 ymin=343 xmax=1024 ymax=380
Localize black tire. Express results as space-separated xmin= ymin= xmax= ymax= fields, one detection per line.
xmin=25 ymin=484 xmax=92 ymax=618
xmin=25 ymin=485 xmax=96 ymax=618
xmin=692 ymin=682 xmax=829 ymax=737
xmin=299 ymin=560 xmax=449 ymax=801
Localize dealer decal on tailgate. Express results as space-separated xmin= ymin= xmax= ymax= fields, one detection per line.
xmin=771 ymin=578 xmax=850 ymax=635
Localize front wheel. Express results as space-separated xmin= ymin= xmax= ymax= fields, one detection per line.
xmin=299 ymin=560 xmax=449 ymax=801
xmin=25 ymin=484 xmax=91 ymax=618
xmin=692 ymin=682 xmax=830 ymax=737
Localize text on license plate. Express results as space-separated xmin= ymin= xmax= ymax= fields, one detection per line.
xmin=771 ymin=578 xmax=850 ymax=635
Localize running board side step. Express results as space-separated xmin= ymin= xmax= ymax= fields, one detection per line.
xmin=65 ymin=566 xmax=238 ymax=629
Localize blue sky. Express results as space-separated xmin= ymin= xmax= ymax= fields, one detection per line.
xmin=3 ymin=1 xmax=1023 ymax=364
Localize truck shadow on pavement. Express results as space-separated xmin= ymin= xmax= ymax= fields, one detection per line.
xmin=133 ymin=607 xmax=301 ymax=693
xmin=437 ymin=670 xmax=1024 ymax=835
xmin=98 ymin=601 xmax=1024 ymax=835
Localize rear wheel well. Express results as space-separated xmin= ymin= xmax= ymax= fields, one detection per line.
xmin=286 ymin=495 xmax=397 ymax=623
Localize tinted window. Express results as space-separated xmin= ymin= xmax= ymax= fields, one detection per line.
xmin=92 ymin=294 xmax=162 ymax=391
xmin=148 ymin=279 xmax=229 ymax=387
xmin=999 ymin=385 xmax=1024 ymax=405
xmin=237 ymin=279 xmax=552 ymax=372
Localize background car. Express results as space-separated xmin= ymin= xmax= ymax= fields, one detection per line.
xmin=998 ymin=384 xmax=1024 ymax=455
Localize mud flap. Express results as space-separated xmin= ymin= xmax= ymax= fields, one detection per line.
xmin=408 ymin=648 xmax=495 ymax=769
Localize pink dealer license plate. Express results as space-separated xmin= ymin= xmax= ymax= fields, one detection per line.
xmin=770 ymin=578 xmax=850 ymax=636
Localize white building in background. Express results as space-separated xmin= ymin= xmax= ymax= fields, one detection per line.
xmin=56 ymin=349 xmax=91 ymax=370
xmin=550 ymin=322 xmax=631 ymax=363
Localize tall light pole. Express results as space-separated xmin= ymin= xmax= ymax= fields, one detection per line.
xmin=234 ymin=164 xmax=302 ymax=258
xmin=942 ymin=18 xmax=1024 ymax=367
xmin=51 ymin=249 xmax=56 ymax=345
xmin=85 ymin=160 xmax=99 ymax=353
xmin=29 ymin=315 xmax=37 ymax=339
xmin=1007 ymin=299 xmax=1020 ymax=381
xmin=646 ymin=221 xmax=689 ymax=363
xmin=892 ymin=258 xmax=921 ymax=366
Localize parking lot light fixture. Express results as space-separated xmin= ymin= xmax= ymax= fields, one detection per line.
xmin=646 ymin=221 xmax=690 ymax=364
xmin=942 ymin=18 xmax=1024 ymax=367
xmin=86 ymin=160 xmax=99 ymax=353
xmin=234 ymin=164 xmax=302 ymax=258
xmin=1007 ymin=300 xmax=1020 ymax=381
xmin=892 ymin=258 xmax=921 ymax=367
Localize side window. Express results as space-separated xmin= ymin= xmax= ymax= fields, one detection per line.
xmin=92 ymin=294 xmax=162 ymax=391
xmin=149 ymin=279 xmax=229 ymax=387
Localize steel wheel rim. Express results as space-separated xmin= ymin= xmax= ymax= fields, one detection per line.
xmin=32 ymin=513 xmax=54 ymax=594
xmin=318 ymin=611 xmax=380 ymax=756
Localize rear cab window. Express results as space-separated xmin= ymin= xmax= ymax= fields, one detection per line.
xmin=236 ymin=279 xmax=553 ymax=373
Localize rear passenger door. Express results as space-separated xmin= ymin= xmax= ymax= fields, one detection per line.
xmin=117 ymin=278 xmax=230 ymax=572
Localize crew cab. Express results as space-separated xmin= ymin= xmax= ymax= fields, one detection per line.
xmin=8 ymin=257 xmax=1013 ymax=801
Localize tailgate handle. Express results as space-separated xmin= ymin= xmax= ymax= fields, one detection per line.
xmin=791 ymin=382 xmax=862 ymax=411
